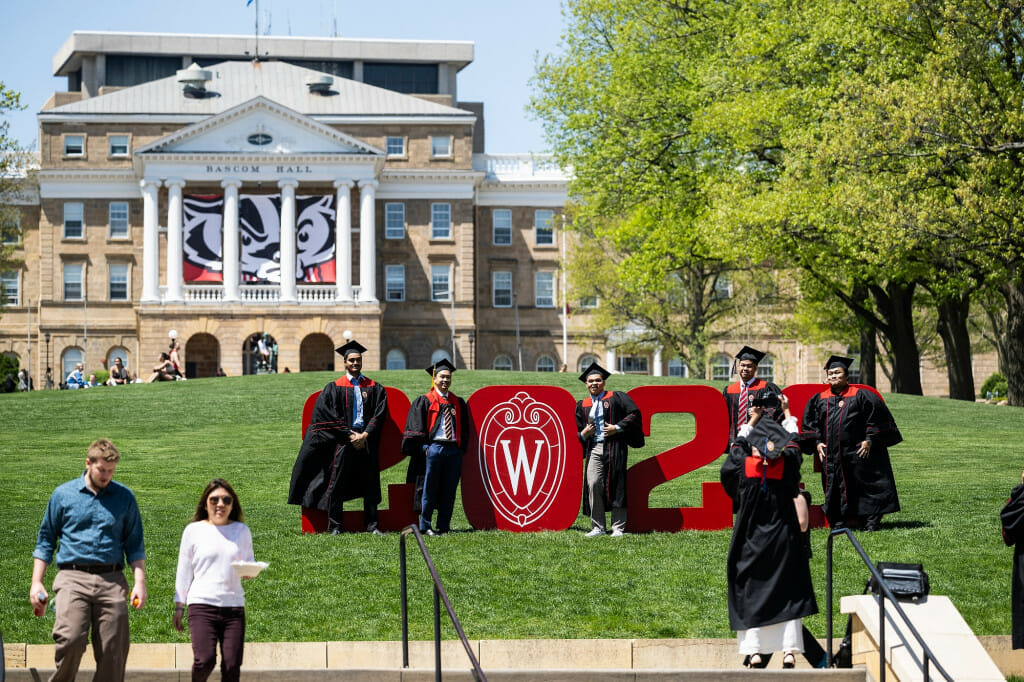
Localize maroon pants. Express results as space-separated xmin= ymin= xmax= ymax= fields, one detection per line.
xmin=187 ymin=603 xmax=245 ymax=682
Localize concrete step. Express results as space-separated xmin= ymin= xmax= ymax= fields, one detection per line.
xmin=4 ymin=668 xmax=871 ymax=681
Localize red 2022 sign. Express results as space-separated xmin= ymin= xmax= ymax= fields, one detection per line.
xmin=299 ymin=383 xmax=883 ymax=533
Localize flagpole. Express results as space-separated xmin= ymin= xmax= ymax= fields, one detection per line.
xmin=561 ymin=229 xmax=568 ymax=368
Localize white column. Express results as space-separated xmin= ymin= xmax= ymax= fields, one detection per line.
xmin=605 ymin=347 xmax=617 ymax=373
xmin=221 ymin=179 xmax=242 ymax=302
xmin=358 ymin=179 xmax=378 ymax=302
xmin=140 ymin=178 xmax=161 ymax=303
xmin=334 ymin=179 xmax=353 ymax=301
xmin=165 ymin=178 xmax=185 ymax=302
xmin=279 ymin=178 xmax=298 ymax=302
xmin=653 ymin=348 xmax=663 ymax=377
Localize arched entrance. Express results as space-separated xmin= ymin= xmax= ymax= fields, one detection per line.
xmin=243 ymin=332 xmax=278 ymax=375
xmin=300 ymin=333 xmax=335 ymax=373
xmin=185 ymin=334 xmax=219 ymax=378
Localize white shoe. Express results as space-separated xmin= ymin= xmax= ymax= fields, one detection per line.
xmin=585 ymin=528 xmax=605 ymax=537
xmin=610 ymin=529 xmax=625 ymax=537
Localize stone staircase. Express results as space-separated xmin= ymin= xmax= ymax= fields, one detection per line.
xmin=5 ymin=634 xmax=1022 ymax=680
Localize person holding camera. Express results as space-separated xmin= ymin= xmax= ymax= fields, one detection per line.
xmin=722 ymin=346 xmax=784 ymax=447
xmin=720 ymin=410 xmax=817 ymax=669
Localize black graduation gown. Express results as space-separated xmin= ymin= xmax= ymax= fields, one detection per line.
xmin=800 ymin=385 xmax=902 ymax=521
xmin=720 ymin=436 xmax=818 ymax=631
xmin=287 ymin=378 xmax=388 ymax=510
xmin=1001 ymin=483 xmax=1024 ymax=648
xmin=401 ymin=390 xmax=469 ymax=485
xmin=722 ymin=379 xmax=784 ymax=451
xmin=575 ymin=390 xmax=644 ymax=513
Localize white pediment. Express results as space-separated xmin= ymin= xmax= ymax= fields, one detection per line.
xmin=136 ymin=96 xmax=383 ymax=156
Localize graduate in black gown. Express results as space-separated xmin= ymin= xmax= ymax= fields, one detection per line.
xmin=800 ymin=355 xmax=902 ymax=531
xmin=1001 ymin=470 xmax=1024 ymax=649
xmin=721 ymin=415 xmax=818 ymax=668
xmin=287 ymin=340 xmax=389 ymax=533
xmin=401 ymin=359 xmax=469 ymax=535
xmin=574 ymin=362 xmax=645 ymax=537
xmin=722 ymin=346 xmax=784 ymax=448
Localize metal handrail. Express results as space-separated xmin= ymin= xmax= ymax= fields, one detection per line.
xmin=826 ymin=528 xmax=953 ymax=681
xmin=399 ymin=525 xmax=487 ymax=682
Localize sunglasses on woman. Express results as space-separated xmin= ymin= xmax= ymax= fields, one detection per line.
xmin=208 ymin=495 xmax=233 ymax=505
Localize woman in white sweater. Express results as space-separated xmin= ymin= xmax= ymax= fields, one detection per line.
xmin=173 ymin=479 xmax=254 ymax=682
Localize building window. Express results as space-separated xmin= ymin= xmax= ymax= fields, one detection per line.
xmin=108 ymin=347 xmax=129 ymax=369
xmin=536 ymin=355 xmax=556 ymax=372
xmin=493 ymin=209 xmax=512 ymax=245
xmin=64 ymin=263 xmax=84 ymax=301
xmin=62 ymin=348 xmax=84 ymax=380
xmin=577 ymin=354 xmax=599 ymax=373
xmin=64 ymin=202 xmax=84 ymax=239
xmin=493 ymin=354 xmax=514 ymax=371
xmin=431 ymin=203 xmax=451 ymax=239
xmin=618 ymin=356 xmax=648 ymax=374
xmin=493 ymin=271 xmax=512 ymax=308
xmin=431 ymin=264 xmax=450 ymax=302
xmin=385 ymin=203 xmax=405 ymax=239
xmin=1 ymin=271 xmax=19 ymax=305
xmin=109 ymin=202 xmax=130 ymax=238
xmin=756 ymin=355 xmax=775 ymax=383
xmin=535 ymin=209 xmax=555 ymax=246
xmin=109 ymin=263 xmax=129 ymax=301
xmin=430 ymin=349 xmax=452 ymax=365
xmin=1 ymin=214 xmax=20 ymax=245
xmin=711 ymin=353 xmax=732 ymax=381
xmin=385 ymin=136 xmax=405 ymax=157
xmin=109 ymin=134 xmax=130 ymax=157
xmin=712 ymin=274 xmax=732 ymax=300
xmin=386 ymin=348 xmax=406 ymax=370
xmin=385 ymin=264 xmax=405 ymax=301
xmin=580 ymin=295 xmax=599 ymax=309
xmin=668 ymin=357 xmax=688 ymax=378
xmin=64 ymin=134 xmax=85 ymax=157
xmin=430 ymin=135 xmax=451 ymax=158
xmin=535 ymin=272 xmax=554 ymax=308
xmin=1 ymin=214 xmax=19 ymax=245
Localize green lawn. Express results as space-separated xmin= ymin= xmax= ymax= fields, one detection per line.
xmin=1 ymin=370 xmax=1021 ymax=646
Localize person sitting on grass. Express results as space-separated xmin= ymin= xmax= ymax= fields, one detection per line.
xmin=66 ymin=363 xmax=87 ymax=389
xmin=147 ymin=353 xmax=176 ymax=383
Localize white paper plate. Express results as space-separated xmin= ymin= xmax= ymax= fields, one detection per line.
xmin=231 ymin=561 xmax=269 ymax=578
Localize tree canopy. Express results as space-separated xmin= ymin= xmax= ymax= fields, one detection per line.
xmin=532 ymin=0 xmax=1024 ymax=405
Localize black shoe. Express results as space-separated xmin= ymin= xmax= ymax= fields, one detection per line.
xmin=749 ymin=653 xmax=768 ymax=669
xmin=783 ymin=652 xmax=796 ymax=669
xmin=864 ymin=514 xmax=882 ymax=531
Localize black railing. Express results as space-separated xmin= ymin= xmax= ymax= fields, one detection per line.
xmin=399 ymin=525 xmax=487 ymax=682
xmin=826 ymin=528 xmax=953 ymax=681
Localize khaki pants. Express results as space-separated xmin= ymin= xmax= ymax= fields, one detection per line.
xmin=587 ymin=442 xmax=627 ymax=533
xmin=50 ymin=568 xmax=130 ymax=682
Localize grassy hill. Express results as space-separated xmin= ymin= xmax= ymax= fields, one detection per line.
xmin=1 ymin=370 xmax=1021 ymax=645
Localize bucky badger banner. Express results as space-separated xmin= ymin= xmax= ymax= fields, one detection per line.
xmin=183 ymin=193 xmax=336 ymax=283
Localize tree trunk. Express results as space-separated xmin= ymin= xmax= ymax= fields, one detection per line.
xmin=1003 ymin=280 xmax=1024 ymax=407
xmin=873 ymin=281 xmax=923 ymax=395
xmin=936 ymin=294 xmax=976 ymax=401
xmin=858 ymin=326 xmax=877 ymax=388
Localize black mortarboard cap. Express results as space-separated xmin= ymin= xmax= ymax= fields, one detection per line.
xmin=735 ymin=346 xmax=766 ymax=364
xmin=746 ymin=418 xmax=794 ymax=461
xmin=335 ymin=340 xmax=368 ymax=358
xmin=425 ymin=358 xmax=456 ymax=376
xmin=578 ymin=361 xmax=611 ymax=383
xmin=824 ymin=355 xmax=854 ymax=371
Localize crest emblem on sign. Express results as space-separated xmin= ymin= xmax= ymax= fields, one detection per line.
xmin=476 ymin=391 xmax=567 ymax=528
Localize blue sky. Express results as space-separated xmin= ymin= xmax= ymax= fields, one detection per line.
xmin=0 ymin=0 xmax=566 ymax=153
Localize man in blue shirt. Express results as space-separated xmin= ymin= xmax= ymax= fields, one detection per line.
xmin=30 ymin=438 xmax=146 ymax=682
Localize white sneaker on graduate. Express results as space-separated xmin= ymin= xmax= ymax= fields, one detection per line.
xmin=585 ymin=528 xmax=606 ymax=537
xmin=610 ymin=529 xmax=625 ymax=538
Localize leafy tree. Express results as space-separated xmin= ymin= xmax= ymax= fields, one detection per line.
xmin=0 ymin=80 xmax=27 ymax=311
